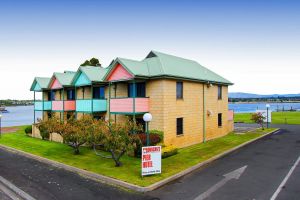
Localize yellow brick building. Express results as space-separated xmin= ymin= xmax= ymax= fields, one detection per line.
xmin=31 ymin=51 xmax=234 ymax=147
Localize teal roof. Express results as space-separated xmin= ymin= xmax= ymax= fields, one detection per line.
xmin=72 ymin=66 xmax=108 ymax=86
xmin=105 ymin=51 xmax=232 ymax=85
xmin=30 ymin=77 xmax=51 ymax=91
xmin=49 ymin=71 xmax=76 ymax=87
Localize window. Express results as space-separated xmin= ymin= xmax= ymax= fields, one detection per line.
xmin=93 ymin=87 xmax=105 ymax=99
xmin=176 ymin=82 xmax=183 ymax=99
xmin=67 ymin=112 xmax=74 ymax=120
xmin=67 ymin=89 xmax=75 ymax=100
xmin=47 ymin=91 xmax=55 ymax=100
xmin=176 ymin=118 xmax=183 ymax=135
xmin=93 ymin=115 xmax=104 ymax=120
xmin=128 ymin=82 xmax=146 ymax=97
xmin=218 ymin=85 xmax=222 ymax=100
xmin=47 ymin=111 xmax=52 ymax=119
xmin=136 ymin=118 xmax=146 ymax=132
xmin=218 ymin=113 xmax=222 ymax=127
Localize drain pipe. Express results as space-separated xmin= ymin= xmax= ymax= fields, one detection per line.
xmin=203 ymin=84 xmax=206 ymax=143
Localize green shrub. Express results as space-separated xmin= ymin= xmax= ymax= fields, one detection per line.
xmin=162 ymin=145 xmax=178 ymax=159
xmin=149 ymin=130 xmax=164 ymax=141
xmin=24 ymin=126 xmax=32 ymax=134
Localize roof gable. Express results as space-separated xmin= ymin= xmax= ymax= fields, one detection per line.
xmin=30 ymin=77 xmax=51 ymax=91
xmin=107 ymin=63 xmax=134 ymax=81
xmin=74 ymin=71 xmax=91 ymax=86
xmin=33 ymin=82 xmax=41 ymax=91
xmin=50 ymin=77 xmax=63 ymax=89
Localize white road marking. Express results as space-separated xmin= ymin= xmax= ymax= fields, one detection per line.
xmin=270 ymin=155 xmax=300 ymax=200
xmin=194 ymin=166 xmax=247 ymax=200
xmin=0 ymin=181 xmax=22 ymax=200
xmin=0 ymin=176 xmax=36 ymax=200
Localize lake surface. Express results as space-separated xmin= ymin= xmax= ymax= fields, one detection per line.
xmin=229 ymin=102 xmax=300 ymax=113
xmin=0 ymin=106 xmax=41 ymax=127
xmin=1 ymin=103 xmax=300 ymax=127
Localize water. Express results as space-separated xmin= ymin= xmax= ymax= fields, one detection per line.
xmin=229 ymin=102 xmax=300 ymax=113
xmin=0 ymin=106 xmax=41 ymax=127
xmin=1 ymin=103 xmax=299 ymax=127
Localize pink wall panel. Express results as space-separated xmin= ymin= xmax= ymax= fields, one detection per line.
xmin=52 ymin=101 xmax=63 ymax=110
xmin=107 ymin=64 xmax=133 ymax=81
xmin=50 ymin=78 xmax=62 ymax=89
xmin=135 ymin=98 xmax=149 ymax=112
xmin=110 ymin=98 xmax=149 ymax=113
xmin=110 ymin=98 xmax=133 ymax=112
xmin=228 ymin=110 xmax=234 ymax=121
xmin=64 ymin=100 xmax=76 ymax=111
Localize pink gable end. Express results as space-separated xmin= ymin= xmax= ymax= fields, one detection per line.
xmin=50 ymin=78 xmax=62 ymax=89
xmin=107 ymin=64 xmax=133 ymax=81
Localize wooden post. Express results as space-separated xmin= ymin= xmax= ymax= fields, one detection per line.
xmin=91 ymin=85 xmax=93 ymax=113
xmin=133 ymin=80 xmax=136 ymax=124
xmin=42 ymin=91 xmax=44 ymax=120
xmin=62 ymin=88 xmax=65 ymax=121
xmin=34 ymin=91 xmax=36 ymax=123
xmin=75 ymin=86 xmax=77 ymax=119
xmin=203 ymin=84 xmax=206 ymax=143
xmin=108 ymin=82 xmax=111 ymax=123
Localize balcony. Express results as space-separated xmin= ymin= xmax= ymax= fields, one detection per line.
xmin=52 ymin=100 xmax=76 ymax=111
xmin=110 ymin=97 xmax=149 ymax=114
xmin=76 ymin=99 xmax=107 ymax=112
xmin=34 ymin=101 xmax=52 ymax=111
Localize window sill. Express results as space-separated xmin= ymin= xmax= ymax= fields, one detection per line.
xmin=218 ymin=126 xmax=222 ymax=128
xmin=176 ymin=134 xmax=184 ymax=137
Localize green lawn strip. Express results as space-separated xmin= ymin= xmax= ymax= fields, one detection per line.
xmin=234 ymin=112 xmax=300 ymax=124
xmin=0 ymin=126 xmax=276 ymax=187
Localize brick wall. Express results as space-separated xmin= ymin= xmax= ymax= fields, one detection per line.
xmin=145 ymin=79 xmax=232 ymax=148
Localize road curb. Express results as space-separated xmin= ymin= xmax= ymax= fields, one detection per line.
xmin=0 ymin=128 xmax=279 ymax=192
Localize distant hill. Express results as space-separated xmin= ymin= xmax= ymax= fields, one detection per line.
xmin=229 ymin=92 xmax=300 ymax=99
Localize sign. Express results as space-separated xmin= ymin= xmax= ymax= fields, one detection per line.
xmin=256 ymin=110 xmax=272 ymax=123
xmin=141 ymin=146 xmax=161 ymax=176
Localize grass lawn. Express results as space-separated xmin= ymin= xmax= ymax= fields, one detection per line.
xmin=234 ymin=112 xmax=300 ymax=124
xmin=0 ymin=126 xmax=275 ymax=187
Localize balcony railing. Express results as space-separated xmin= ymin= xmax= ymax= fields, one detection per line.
xmin=110 ymin=97 xmax=149 ymax=114
xmin=34 ymin=101 xmax=52 ymax=111
xmin=52 ymin=100 xmax=76 ymax=111
xmin=76 ymin=99 xmax=107 ymax=112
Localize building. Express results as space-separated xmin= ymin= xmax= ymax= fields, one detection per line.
xmin=30 ymin=51 xmax=234 ymax=148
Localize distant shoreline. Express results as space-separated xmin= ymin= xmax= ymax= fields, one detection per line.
xmin=229 ymin=101 xmax=300 ymax=104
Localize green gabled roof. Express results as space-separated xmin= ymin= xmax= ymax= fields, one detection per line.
xmin=30 ymin=77 xmax=51 ymax=91
xmin=105 ymin=51 xmax=232 ymax=85
xmin=71 ymin=66 xmax=108 ymax=86
xmin=49 ymin=71 xmax=76 ymax=87
xmin=80 ymin=66 xmax=108 ymax=82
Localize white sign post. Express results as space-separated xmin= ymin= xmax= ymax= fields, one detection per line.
xmin=256 ymin=110 xmax=272 ymax=123
xmin=141 ymin=146 xmax=161 ymax=176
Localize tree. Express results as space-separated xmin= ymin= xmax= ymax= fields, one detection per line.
xmin=36 ymin=117 xmax=60 ymax=140
xmin=89 ymin=118 xmax=141 ymax=167
xmin=36 ymin=119 xmax=49 ymax=140
xmin=60 ymin=116 xmax=93 ymax=154
xmin=251 ymin=112 xmax=266 ymax=130
xmin=80 ymin=58 xmax=101 ymax=66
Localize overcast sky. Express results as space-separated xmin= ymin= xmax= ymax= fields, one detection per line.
xmin=0 ymin=0 xmax=299 ymax=100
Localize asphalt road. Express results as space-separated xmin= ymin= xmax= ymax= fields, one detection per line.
xmin=0 ymin=124 xmax=299 ymax=200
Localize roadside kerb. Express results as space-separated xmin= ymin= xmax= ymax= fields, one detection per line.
xmin=0 ymin=128 xmax=279 ymax=192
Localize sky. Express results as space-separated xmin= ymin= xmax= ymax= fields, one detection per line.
xmin=0 ymin=0 xmax=299 ymax=100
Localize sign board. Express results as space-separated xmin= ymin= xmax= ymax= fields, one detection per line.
xmin=142 ymin=146 xmax=161 ymax=176
xmin=256 ymin=110 xmax=272 ymax=123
